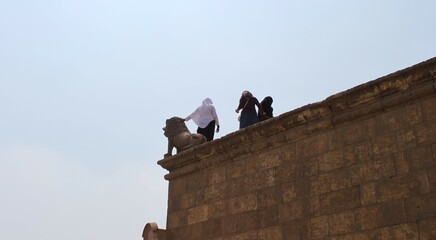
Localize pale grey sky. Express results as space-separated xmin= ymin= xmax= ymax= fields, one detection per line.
xmin=1 ymin=1 xmax=435 ymax=240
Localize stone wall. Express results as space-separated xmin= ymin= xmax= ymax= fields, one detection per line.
xmin=158 ymin=57 xmax=436 ymax=240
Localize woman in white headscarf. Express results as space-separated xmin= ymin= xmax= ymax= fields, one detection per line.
xmin=184 ymin=98 xmax=220 ymax=141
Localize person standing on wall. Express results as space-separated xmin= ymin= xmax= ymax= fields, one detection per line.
xmin=184 ymin=98 xmax=220 ymax=141
xmin=258 ymin=96 xmax=273 ymax=121
xmin=235 ymin=90 xmax=265 ymax=129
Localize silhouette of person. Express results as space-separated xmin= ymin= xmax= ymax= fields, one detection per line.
xmin=235 ymin=90 xmax=265 ymax=129
xmin=185 ymin=98 xmax=220 ymax=141
xmin=258 ymin=96 xmax=273 ymax=121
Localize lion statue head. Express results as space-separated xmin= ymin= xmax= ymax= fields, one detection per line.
xmin=163 ymin=117 xmax=207 ymax=158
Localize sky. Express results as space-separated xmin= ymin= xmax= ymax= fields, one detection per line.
xmin=0 ymin=1 xmax=435 ymax=240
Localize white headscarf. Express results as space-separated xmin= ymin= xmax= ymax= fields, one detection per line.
xmin=185 ymin=98 xmax=220 ymax=128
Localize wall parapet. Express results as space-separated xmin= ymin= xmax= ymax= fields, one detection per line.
xmin=158 ymin=57 xmax=436 ymax=180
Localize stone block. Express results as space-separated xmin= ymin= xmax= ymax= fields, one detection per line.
xmin=335 ymin=118 xmax=377 ymax=145
xmin=228 ymin=193 xmax=257 ymax=215
xmin=403 ymin=146 xmax=434 ymax=172
xmin=244 ymin=193 xmax=258 ymax=211
xmin=284 ymin=124 xmax=307 ymax=143
xmin=224 ymin=178 xmax=245 ymax=198
xmin=353 ymin=141 xmax=373 ymax=162
xmin=342 ymin=232 xmax=372 ymax=240
xmin=309 ymin=173 xmax=331 ymax=195
xmin=205 ymin=183 xmax=226 ymax=202
xmin=228 ymin=196 xmax=246 ymax=215
xmin=245 ymin=158 xmax=259 ymax=175
xmin=376 ymin=105 xmax=422 ymax=134
xmin=302 ymin=156 xmax=318 ymax=177
xmin=222 ymin=214 xmax=238 ymax=236
xmin=415 ymin=123 xmax=436 ymax=144
xmin=226 ymin=161 xmax=245 ymax=179
xmin=371 ymin=133 xmax=399 ymax=157
xmin=178 ymin=223 xmax=203 ymax=240
xmin=278 ymin=162 xmax=302 ymax=183
xmin=306 ymin=118 xmax=333 ymax=134
xmin=186 ymin=172 xmax=208 ymax=193
xmin=260 ymin=205 xmax=278 ymax=228
xmin=405 ymin=192 xmax=436 ymax=221
xmin=168 ymin=195 xmax=180 ymax=212
xmin=203 ymin=218 xmax=222 ymax=239
xmin=376 ymin=172 xmax=430 ymax=202
xmin=281 ymin=181 xmax=299 ymax=203
xmin=319 ymin=187 xmax=361 ymax=215
xmin=258 ymin=226 xmax=283 ymax=240
xmin=404 ymin=65 xmax=433 ymax=83
xmin=278 ymin=143 xmax=297 ymax=163
xmin=281 ymin=178 xmax=309 ymax=202
xmin=373 ymin=223 xmax=418 ymax=240
xmin=360 ymin=183 xmax=377 ymax=205
xmin=308 ymin=196 xmax=320 ymax=216
xmin=208 ymin=200 xmax=228 ymax=219
xmin=255 ymin=168 xmax=277 ymax=190
xmin=377 ymin=199 xmax=406 ymax=227
xmin=327 ymin=131 xmax=345 ymax=151
xmin=278 ymin=200 xmax=304 ymax=223
xmin=306 ymin=215 xmax=329 ymax=238
xmin=318 ymin=149 xmax=353 ymax=172
xmin=396 ymin=129 xmax=417 ymax=150
xmin=210 ymin=166 xmax=226 ymax=185
xmin=357 ymin=157 xmax=396 ymax=183
xmin=257 ymin=152 xmax=282 ymax=171
xmin=330 ymin=167 xmax=355 ymax=191
xmin=257 ymin=186 xmax=280 ymax=208
xmin=237 ymin=211 xmax=260 ymax=233
xmin=282 ymin=221 xmax=301 ymax=240
xmin=421 ymin=96 xmax=436 ymax=122
xmin=428 ymin=167 xmax=436 ymax=192
xmin=168 ymin=178 xmax=186 ymax=197
xmin=179 ymin=192 xmax=196 ymax=210
xmin=328 ymin=210 xmax=355 ymax=235
xmin=355 ymin=206 xmax=378 ymax=230
xmin=167 ymin=210 xmax=187 ymax=229
xmin=395 ymin=152 xmax=411 ymax=175
xmin=351 ymin=232 xmax=373 ymax=240
xmin=296 ymin=133 xmax=329 ymax=159
xmin=187 ymin=205 xmax=208 ymax=225
xmin=228 ymin=230 xmax=258 ymax=240
xmin=195 ymin=189 xmax=206 ymax=206
xmin=418 ymin=218 xmax=436 ymax=240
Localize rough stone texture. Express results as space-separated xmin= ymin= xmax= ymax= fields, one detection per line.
xmin=157 ymin=57 xmax=436 ymax=239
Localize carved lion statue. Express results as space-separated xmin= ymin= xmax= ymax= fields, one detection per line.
xmin=163 ymin=117 xmax=207 ymax=158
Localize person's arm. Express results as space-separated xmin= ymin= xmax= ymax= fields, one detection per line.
xmin=255 ymin=98 xmax=265 ymax=115
xmin=211 ymin=106 xmax=219 ymax=125
xmin=211 ymin=106 xmax=220 ymax=132
xmin=184 ymin=108 xmax=196 ymax=122
xmin=235 ymin=98 xmax=245 ymax=113
xmin=184 ymin=115 xmax=192 ymax=122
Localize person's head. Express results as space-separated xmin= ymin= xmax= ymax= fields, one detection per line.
xmin=262 ymin=96 xmax=273 ymax=106
xmin=242 ymin=90 xmax=252 ymax=99
xmin=203 ymin=98 xmax=213 ymax=105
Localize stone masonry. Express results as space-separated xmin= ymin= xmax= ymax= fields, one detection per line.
xmin=157 ymin=57 xmax=436 ymax=240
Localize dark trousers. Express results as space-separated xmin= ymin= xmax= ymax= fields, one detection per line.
xmin=197 ymin=120 xmax=215 ymax=141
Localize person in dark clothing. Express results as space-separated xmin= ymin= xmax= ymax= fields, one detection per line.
xmin=258 ymin=96 xmax=273 ymax=121
xmin=235 ymin=90 xmax=265 ymax=129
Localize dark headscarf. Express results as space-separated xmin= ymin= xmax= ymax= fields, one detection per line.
xmin=260 ymin=96 xmax=273 ymax=119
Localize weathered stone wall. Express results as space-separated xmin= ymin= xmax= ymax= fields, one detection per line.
xmin=158 ymin=57 xmax=436 ymax=240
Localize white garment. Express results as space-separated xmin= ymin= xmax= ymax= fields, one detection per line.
xmin=185 ymin=98 xmax=220 ymax=128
